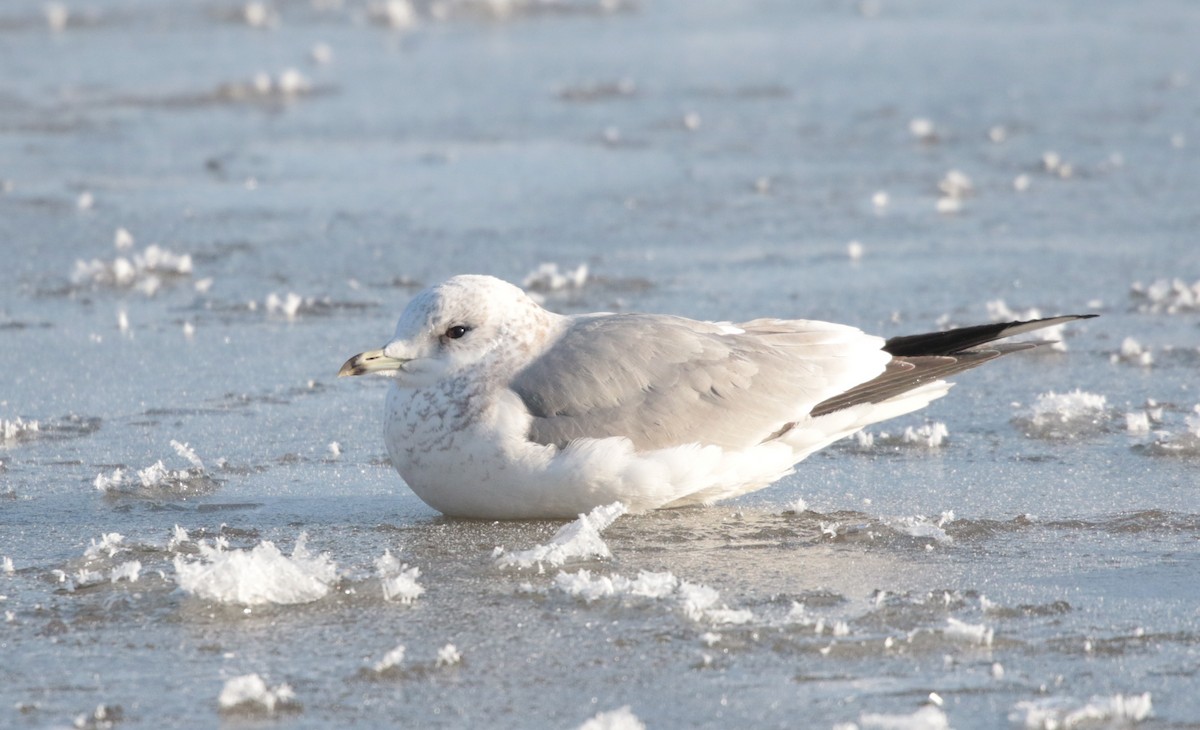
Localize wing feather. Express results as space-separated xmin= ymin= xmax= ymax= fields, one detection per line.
xmin=509 ymin=314 xmax=889 ymax=451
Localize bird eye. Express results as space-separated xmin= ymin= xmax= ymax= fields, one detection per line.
xmin=445 ymin=325 xmax=470 ymax=340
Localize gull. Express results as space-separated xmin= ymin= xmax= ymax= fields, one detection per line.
xmin=339 ymin=275 xmax=1092 ymax=519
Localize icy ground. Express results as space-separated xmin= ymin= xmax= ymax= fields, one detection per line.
xmin=2 ymin=0 xmax=1199 ymax=727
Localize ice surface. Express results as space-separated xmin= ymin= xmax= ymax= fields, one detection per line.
xmin=375 ymin=550 xmax=424 ymax=603
xmin=218 ymin=674 xmax=297 ymax=715
xmin=577 ymin=705 xmax=646 ymax=730
xmin=3 ymin=0 xmax=1200 ymax=726
xmin=496 ymin=502 xmax=627 ymax=569
xmin=1010 ymin=692 xmax=1152 ymax=728
xmin=174 ymin=534 xmax=337 ymax=606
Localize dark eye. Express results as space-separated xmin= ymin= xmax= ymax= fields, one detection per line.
xmin=445 ymin=325 xmax=470 ymax=340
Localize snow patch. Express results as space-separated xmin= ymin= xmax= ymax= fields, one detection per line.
xmin=1 ymin=417 xmax=40 ymax=443
xmin=1131 ymin=278 xmax=1200 ymax=314
xmin=1141 ymin=404 xmax=1200 ymax=456
xmin=842 ymin=704 xmax=951 ymax=730
xmin=577 ymin=705 xmax=646 ymax=730
xmin=1111 ymin=337 xmax=1153 ymax=367
xmin=371 ymin=644 xmax=406 ymax=674
xmin=885 ymin=512 xmax=954 ymax=543
xmin=436 ymin=643 xmax=462 ymax=667
xmin=1010 ymin=692 xmax=1152 ymax=729
xmin=497 ymin=502 xmax=627 ymax=570
xmin=71 ymin=244 xmax=193 ymax=296
xmin=554 ymin=568 xmax=750 ymax=624
xmin=857 ymin=422 xmax=949 ymax=450
xmin=94 ymin=441 xmax=216 ymax=497
xmin=174 ymin=534 xmax=337 ymax=605
xmin=944 ymin=617 xmax=994 ymax=646
xmin=375 ymin=550 xmax=424 ymax=603
xmin=218 ymin=674 xmax=298 ymax=715
xmin=109 ymin=560 xmax=142 ymax=583
xmin=1017 ymin=390 xmax=1109 ymax=439
xmin=522 ymin=262 xmax=589 ymax=293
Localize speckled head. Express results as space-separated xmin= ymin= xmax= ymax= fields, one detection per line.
xmin=338 ymin=275 xmax=561 ymax=389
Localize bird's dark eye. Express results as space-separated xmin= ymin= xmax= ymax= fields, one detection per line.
xmin=445 ymin=325 xmax=470 ymax=340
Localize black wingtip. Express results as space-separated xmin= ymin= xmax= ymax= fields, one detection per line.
xmin=883 ymin=313 xmax=1097 ymax=358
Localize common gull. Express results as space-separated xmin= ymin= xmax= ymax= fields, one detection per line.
xmin=340 ymin=275 xmax=1093 ymax=519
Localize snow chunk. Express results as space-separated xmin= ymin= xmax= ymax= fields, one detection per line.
xmin=885 ymin=513 xmax=954 ymax=543
xmin=171 ymin=440 xmax=205 ymax=470
xmin=944 ymin=617 xmax=994 ymax=646
xmin=908 ymin=117 xmax=937 ymax=142
xmin=375 ymin=550 xmax=424 ymax=603
xmin=1019 ymin=390 xmax=1109 ymax=439
xmin=678 ymin=581 xmax=753 ymax=625
xmin=371 ymin=644 xmax=406 ymax=674
xmin=1112 ymin=337 xmax=1153 ymax=367
xmin=109 ymin=560 xmax=142 ymax=583
xmin=369 ymin=0 xmax=417 ymax=28
xmin=436 ymin=643 xmax=462 ymax=667
xmin=938 ymin=169 xmax=973 ymax=199
xmin=858 ymin=422 xmax=949 ymax=450
xmin=71 ymin=244 xmax=193 ymax=296
xmin=1 ymin=417 xmax=40 ymax=443
xmin=218 ymin=674 xmax=297 ymax=715
xmin=1131 ymin=278 xmax=1200 ymax=314
xmin=45 ymin=2 xmax=69 ymax=31
xmin=95 ymin=443 xmax=216 ymax=498
xmin=854 ymin=704 xmax=950 ymax=730
xmin=497 ymin=502 xmax=627 ymax=569
xmin=1010 ymin=692 xmax=1152 ymax=728
xmin=174 ymin=534 xmax=337 ymax=605
xmin=1126 ymin=411 xmax=1151 ymax=435
xmin=266 ymin=292 xmax=304 ymax=319
xmin=84 ymin=532 xmax=126 ymax=560
xmin=578 ymin=706 xmax=646 ymax=730
xmin=1143 ymin=404 xmax=1200 ymax=456
xmin=522 ymin=262 xmax=589 ymax=293
xmin=554 ymin=569 xmax=680 ymax=603
xmin=553 ymin=569 xmax=748 ymax=624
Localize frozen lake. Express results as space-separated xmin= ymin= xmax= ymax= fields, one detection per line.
xmin=2 ymin=0 xmax=1199 ymax=727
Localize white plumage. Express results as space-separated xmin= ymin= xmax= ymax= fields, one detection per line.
xmin=340 ymin=275 xmax=1089 ymax=519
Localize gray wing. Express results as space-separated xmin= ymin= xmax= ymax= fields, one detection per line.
xmin=508 ymin=313 xmax=889 ymax=452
